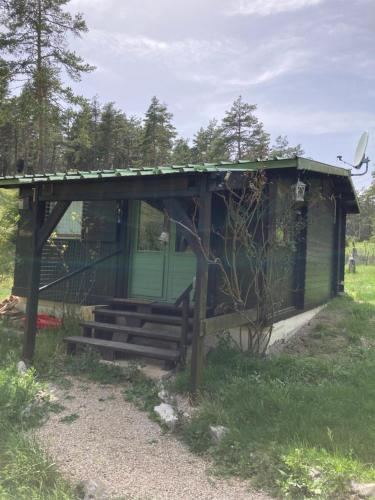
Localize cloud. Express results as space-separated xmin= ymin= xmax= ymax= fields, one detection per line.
xmin=260 ymin=108 xmax=375 ymax=135
xmin=225 ymin=0 xmax=324 ymax=16
xmin=85 ymin=30 xmax=311 ymax=91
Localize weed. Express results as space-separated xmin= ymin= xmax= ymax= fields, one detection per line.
xmin=59 ymin=412 xmax=79 ymax=424
xmin=123 ymin=373 xmax=159 ymax=416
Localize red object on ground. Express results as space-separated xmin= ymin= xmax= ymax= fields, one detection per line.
xmin=36 ymin=314 xmax=61 ymax=329
xmin=21 ymin=314 xmax=62 ymax=330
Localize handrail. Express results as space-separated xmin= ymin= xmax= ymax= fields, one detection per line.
xmin=174 ymin=280 xmax=195 ymax=366
xmin=174 ymin=281 xmax=194 ymax=307
xmin=39 ymin=249 xmax=122 ymax=292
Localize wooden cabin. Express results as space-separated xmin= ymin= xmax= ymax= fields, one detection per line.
xmin=0 ymin=157 xmax=359 ymax=388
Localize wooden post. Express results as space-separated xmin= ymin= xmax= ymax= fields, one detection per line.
xmin=191 ymin=177 xmax=212 ymax=395
xmin=23 ymin=187 xmax=45 ymax=362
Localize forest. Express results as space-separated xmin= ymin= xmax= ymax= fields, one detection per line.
xmin=0 ymin=0 xmax=304 ymax=177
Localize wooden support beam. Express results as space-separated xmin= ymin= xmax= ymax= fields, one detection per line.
xmin=23 ymin=188 xmax=45 ymax=362
xmin=37 ymin=201 xmax=70 ymax=251
xmin=39 ymin=176 xmax=200 ymax=201
xmin=191 ymin=177 xmax=212 ymax=395
xmin=162 ymin=198 xmax=204 ymax=258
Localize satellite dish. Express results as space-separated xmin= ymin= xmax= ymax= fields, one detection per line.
xmin=353 ymin=131 xmax=369 ymax=169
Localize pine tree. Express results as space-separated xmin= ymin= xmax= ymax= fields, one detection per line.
xmin=221 ymin=96 xmax=270 ymax=161
xmin=141 ymin=96 xmax=176 ymax=167
xmin=270 ymin=135 xmax=304 ymax=159
xmin=191 ymin=119 xmax=228 ymax=163
xmin=172 ymin=138 xmax=192 ymax=165
xmin=0 ymin=0 xmax=94 ymax=172
xmin=122 ymin=115 xmax=142 ymax=168
xmin=64 ymin=100 xmax=95 ymax=170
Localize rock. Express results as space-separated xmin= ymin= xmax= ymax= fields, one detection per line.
xmin=309 ymin=467 xmax=321 ymax=480
xmin=154 ymin=403 xmax=178 ymax=430
xmin=209 ymin=425 xmax=229 ymax=443
xmin=351 ymin=481 xmax=375 ymax=497
xmin=17 ymin=360 xmax=27 ymax=375
xmin=82 ymin=479 xmax=106 ymax=500
xmin=158 ymin=389 xmax=175 ymax=404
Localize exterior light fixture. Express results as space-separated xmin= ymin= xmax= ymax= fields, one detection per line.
xmin=292 ymin=179 xmax=306 ymax=203
xmin=158 ymin=231 xmax=169 ymax=245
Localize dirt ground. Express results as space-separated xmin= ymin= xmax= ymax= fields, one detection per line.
xmin=35 ymin=377 xmax=271 ymax=500
xmin=274 ymin=306 xmax=349 ymax=359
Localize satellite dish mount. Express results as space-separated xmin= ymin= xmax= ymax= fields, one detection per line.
xmin=337 ymin=131 xmax=370 ymax=177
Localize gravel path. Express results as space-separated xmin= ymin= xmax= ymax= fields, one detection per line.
xmin=35 ymin=377 xmax=271 ymax=500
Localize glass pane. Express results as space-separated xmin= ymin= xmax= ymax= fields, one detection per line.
xmin=137 ymin=202 xmax=164 ymax=251
xmin=175 ymin=225 xmax=192 ymax=253
xmin=55 ymin=201 xmax=83 ymax=238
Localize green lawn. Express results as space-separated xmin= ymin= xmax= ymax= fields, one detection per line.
xmin=345 ymin=263 xmax=375 ymax=304
xmin=173 ymin=264 xmax=375 ymax=498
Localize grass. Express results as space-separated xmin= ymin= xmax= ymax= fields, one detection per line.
xmin=0 ymin=353 xmax=78 ymax=499
xmin=345 ymin=263 xmax=375 ymax=304
xmin=172 ymin=265 xmax=375 ymax=498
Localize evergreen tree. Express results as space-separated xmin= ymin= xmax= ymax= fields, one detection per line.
xmin=221 ymin=96 xmax=270 ymax=161
xmin=141 ymin=96 xmax=176 ymax=166
xmin=64 ymin=100 xmax=95 ymax=170
xmin=191 ymin=119 xmax=228 ymax=163
xmin=270 ymin=135 xmax=304 ymax=159
xmin=0 ymin=0 xmax=94 ymax=172
xmin=121 ymin=115 xmax=142 ymax=168
xmin=172 ymin=138 xmax=192 ymax=165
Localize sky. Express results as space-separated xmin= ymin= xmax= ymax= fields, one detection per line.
xmin=67 ymin=0 xmax=375 ymax=189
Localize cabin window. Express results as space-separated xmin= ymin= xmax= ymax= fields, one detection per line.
xmin=137 ymin=202 xmax=164 ymax=251
xmin=54 ymin=201 xmax=83 ymax=239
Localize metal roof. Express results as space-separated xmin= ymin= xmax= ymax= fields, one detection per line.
xmin=0 ymin=156 xmax=359 ymax=212
xmin=0 ymin=157 xmax=353 ymax=187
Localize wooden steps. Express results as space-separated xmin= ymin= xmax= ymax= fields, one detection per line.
xmin=64 ymin=336 xmax=180 ymax=362
xmin=94 ymin=308 xmax=193 ymax=327
xmin=109 ymin=298 xmax=194 ymax=315
xmin=65 ymin=295 xmax=195 ymax=365
xmin=80 ymin=320 xmax=185 ymax=343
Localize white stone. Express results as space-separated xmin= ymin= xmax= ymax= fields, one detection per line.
xmin=158 ymin=389 xmax=175 ymax=404
xmin=154 ymin=403 xmax=178 ymax=430
xmin=209 ymin=425 xmax=229 ymax=443
xmin=17 ymin=360 xmax=27 ymax=375
xmin=82 ymin=479 xmax=106 ymax=500
xmin=351 ymin=481 xmax=375 ymax=497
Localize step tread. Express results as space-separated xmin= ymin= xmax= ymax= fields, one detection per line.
xmin=94 ymin=308 xmax=193 ymax=326
xmin=110 ymin=297 xmax=194 ymax=313
xmin=64 ymin=336 xmax=180 ymax=361
xmin=80 ymin=320 xmax=182 ymax=342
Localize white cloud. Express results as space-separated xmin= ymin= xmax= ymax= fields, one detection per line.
xmin=225 ymin=0 xmax=323 ymax=16
xmin=260 ymin=108 xmax=375 ymax=135
xmin=86 ymin=30 xmax=311 ymax=90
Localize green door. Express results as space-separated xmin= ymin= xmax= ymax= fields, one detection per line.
xmin=128 ymin=201 xmax=196 ymax=302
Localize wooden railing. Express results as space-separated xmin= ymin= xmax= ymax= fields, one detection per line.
xmin=174 ymin=281 xmax=194 ymax=366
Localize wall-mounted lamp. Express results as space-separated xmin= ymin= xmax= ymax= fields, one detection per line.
xmin=158 ymin=231 xmax=169 ymax=245
xmin=291 ymin=179 xmax=306 ymax=203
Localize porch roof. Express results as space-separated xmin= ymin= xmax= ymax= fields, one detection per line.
xmin=0 ymin=156 xmax=359 ymax=212
xmin=0 ymin=156 xmax=352 ymax=186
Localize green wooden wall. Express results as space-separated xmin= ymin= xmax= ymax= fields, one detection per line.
xmin=304 ymin=178 xmax=336 ymax=308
